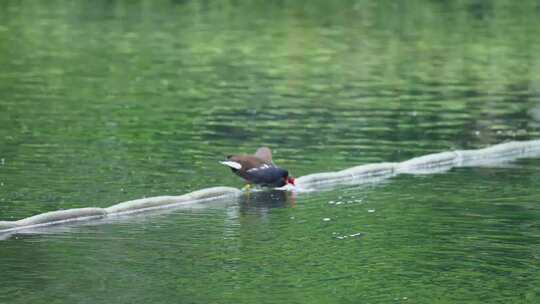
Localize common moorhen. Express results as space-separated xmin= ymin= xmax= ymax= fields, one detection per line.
xmin=220 ymin=147 xmax=295 ymax=187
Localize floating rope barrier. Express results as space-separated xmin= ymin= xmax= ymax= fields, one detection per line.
xmin=0 ymin=187 xmax=241 ymax=234
xmin=295 ymin=140 xmax=540 ymax=189
xmin=2 ymin=140 xmax=540 ymax=236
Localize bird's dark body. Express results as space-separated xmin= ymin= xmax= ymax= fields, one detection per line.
xmin=220 ymin=147 xmax=293 ymax=188
xmin=227 ymin=155 xmax=288 ymax=187
xmin=244 ymin=166 xmax=288 ymax=187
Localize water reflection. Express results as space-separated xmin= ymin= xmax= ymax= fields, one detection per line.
xmin=239 ymin=190 xmax=295 ymax=213
xmin=1 ymin=1 xmax=540 ymax=303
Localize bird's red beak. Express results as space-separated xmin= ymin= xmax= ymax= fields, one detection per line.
xmin=287 ymin=177 xmax=295 ymax=185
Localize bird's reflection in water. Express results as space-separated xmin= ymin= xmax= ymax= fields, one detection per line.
xmin=238 ymin=190 xmax=296 ymax=214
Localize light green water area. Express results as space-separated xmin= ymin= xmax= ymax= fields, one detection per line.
xmin=1 ymin=1 xmax=540 ymax=303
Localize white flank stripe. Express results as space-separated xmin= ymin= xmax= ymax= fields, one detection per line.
xmin=247 ymin=163 xmax=274 ymax=172
xmin=219 ymin=161 xmax=242 ymax=170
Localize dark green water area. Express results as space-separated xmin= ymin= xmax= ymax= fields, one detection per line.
xmin=1 ymin=1 xmax=540 ymax=303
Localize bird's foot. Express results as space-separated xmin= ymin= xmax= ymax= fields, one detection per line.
xmin=242 ymin=184 xmax=252 ymax=191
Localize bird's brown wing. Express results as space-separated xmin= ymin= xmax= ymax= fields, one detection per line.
xmin=228 ymin=155 xmax=268 ymax=181
xmin=229 ymin=156 xmax=265 ymax=170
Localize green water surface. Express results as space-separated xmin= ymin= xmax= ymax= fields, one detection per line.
xmin=1 ymin=1 xmax=540 ymax=303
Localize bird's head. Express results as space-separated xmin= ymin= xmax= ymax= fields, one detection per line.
xmin=282 ymin=170 xmax=295 ymax=186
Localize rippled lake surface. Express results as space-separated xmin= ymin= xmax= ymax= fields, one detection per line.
xmin=1 ymin=1 xmax=540 ymax=303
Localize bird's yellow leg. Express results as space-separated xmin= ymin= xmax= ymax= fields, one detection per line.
xmin=242 ymin=184 xmax=252 ymax=191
